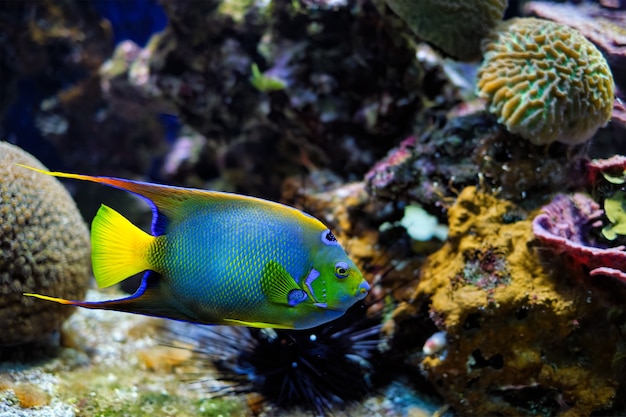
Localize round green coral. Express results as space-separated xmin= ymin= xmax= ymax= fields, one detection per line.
xmin=0 ymin=142 xmax=91 ymax=345
xmin=476 ymin=17 xmax=615 ymax=146
xmin=384 ymin=0 xmax=508 ymax=61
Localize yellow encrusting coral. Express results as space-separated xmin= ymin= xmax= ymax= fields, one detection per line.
xmin=0 ymin=142 xmax=91 ymax=345
xmin=389 ymin=186 xmax=624 ymax=416
xmin=476 ymin=17 xmax=615 ymax=145
xmin=384 ymin=0 xmax=508 ymax=61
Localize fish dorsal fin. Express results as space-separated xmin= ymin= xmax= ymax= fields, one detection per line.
xmin=17 ymin=165 xmax=325 ymax=236
xmin=17 ymin=165 xmax=218 ymax=234
xmin=261 ymin=261 xmax=307 ymax=307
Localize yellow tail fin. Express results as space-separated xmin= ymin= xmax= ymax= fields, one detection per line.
xmin=92 ymin=204 xmax=155 ymax=288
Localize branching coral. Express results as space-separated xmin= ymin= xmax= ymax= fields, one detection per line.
xmin=384 ymin=0 xmax=508 ymax=61
xmin=477 ymin=17 xmax=615 ymax=145
xmin=0 ymin=142 xmax=91 ymax=345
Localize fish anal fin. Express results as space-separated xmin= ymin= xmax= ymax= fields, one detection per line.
xmin=260 ymin=260 xmax=303 ymax=306
xmin=24 ymin=293 xmax=77 ymax=305
xmin=223 ymin=318 xmax=294 ymax=329
xmin=25 ymin=273 xmax=198 ymax=323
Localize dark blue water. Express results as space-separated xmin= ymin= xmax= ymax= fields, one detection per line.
xmin=2 ymin=0 xmax=170 ymax=169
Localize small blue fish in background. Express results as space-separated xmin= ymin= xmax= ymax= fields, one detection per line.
xmin=22 ymin=166 xmax=370 ymax=330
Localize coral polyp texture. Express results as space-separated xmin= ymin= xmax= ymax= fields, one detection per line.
xmin=0 ymin=142 xmax=91 ymax=345
xmin=476 ymin=17 xmax=615 ymax=146
xmin=390 ymin=186 xmax=625 ymax=416
xmin=384 ymin=0 xmax=508 ymax=61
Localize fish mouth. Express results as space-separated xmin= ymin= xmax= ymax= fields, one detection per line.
xmin=355 ymin=280 xmax=370 ymax=300
xmin=319 ymin=280 xmax=371 ymax=311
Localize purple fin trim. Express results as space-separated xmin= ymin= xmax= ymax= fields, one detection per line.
xmin=304 ymin=268 xmax=320 ymax=303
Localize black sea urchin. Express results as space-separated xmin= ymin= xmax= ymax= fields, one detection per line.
xmin=165 ymin=305 xmax=382 ymax=415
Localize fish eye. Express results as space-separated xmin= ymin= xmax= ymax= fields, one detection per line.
xmin=321 ymin=229 xmax=339 ymax=246
xmin=334 ymin=261 xmax=349 ymax=278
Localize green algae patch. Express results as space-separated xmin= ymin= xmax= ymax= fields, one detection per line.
xmin=39 ymin=305 xmax=250 ymax=417
xmin=249 ymin=63 xmax=286 ymax=92
xmin=197 ymin=398 xmax=249 ymax=417
xmin=70 ymin=391 xmax=245 ymax=417
xmin=57 ymin=363 xmax=246 ymax=417
xmin=602 ymin=191 xmax=626 ymax=241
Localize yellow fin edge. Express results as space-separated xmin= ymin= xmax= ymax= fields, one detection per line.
xmin=23 ymin=293 xmax=74 ymax=304
xmin=223 ymin=318 xmax=294 ymax=329
xmin=16 ymin=164 xmax=89 ymax=181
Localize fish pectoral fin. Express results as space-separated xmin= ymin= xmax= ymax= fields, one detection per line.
xmin=260 ymin=260 xmax=304 ymax=306
xmin=223 ymin=318 xmax=294 ymax=329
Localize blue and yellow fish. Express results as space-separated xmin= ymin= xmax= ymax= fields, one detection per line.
xmin=22 ymin=166 xmax=370 ymax=330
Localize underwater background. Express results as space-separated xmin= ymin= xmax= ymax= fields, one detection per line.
xmin=1 ymin=0 xmax=625 ymax=416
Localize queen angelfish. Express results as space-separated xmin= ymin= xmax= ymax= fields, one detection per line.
xmin=21 ymin=165 xmax=370 ymax=329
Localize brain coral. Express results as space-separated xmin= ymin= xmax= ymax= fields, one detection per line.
xmin=0 ymin=142 xmax=91 ymax=345
xmin=384 ymin=0 xmax=508 ymax=61
xmin=476 ymin=17 xmax=615 ymax=146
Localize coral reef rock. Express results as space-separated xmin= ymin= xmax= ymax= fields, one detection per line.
xmin=533 ymin=193 xmax=626 ymax=284
xmin=0 ymin=0 xmax=113 ymax=170
xmin=384 ymin=0 xmax=508 ymax=61
xmin=390 ymin=186 xmax=625 ymax=417
xmin=149 ymin=0 xmax=423 ymax=198
xmin=0 ymin=142 xmax=91 ymax=345
xmin=365 ymin=113 xmax=580 ymax=209
xmin=477 ymin=17 xmax=615 ymax=146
